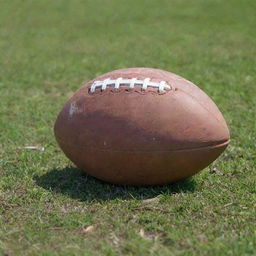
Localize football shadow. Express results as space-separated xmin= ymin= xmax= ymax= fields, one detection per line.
xmin=35 ymin=167 xmax=197 ymax=202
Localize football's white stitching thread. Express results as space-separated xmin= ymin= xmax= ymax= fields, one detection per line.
xmin=90 ymin=77 xmax=172 ymax=93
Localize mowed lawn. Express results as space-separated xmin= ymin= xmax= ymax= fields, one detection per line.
xmin=0 ymin=0 xmax=255 ymax=255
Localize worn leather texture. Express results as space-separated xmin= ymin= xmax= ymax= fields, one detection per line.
xmin=54 ymin=68 xmax=230 ymax=185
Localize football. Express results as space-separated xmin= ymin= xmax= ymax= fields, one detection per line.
xmin=54 ymin=68 xmax=230 ymax=185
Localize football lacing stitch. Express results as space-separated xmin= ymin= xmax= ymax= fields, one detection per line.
xmin=89 ymin=77 xmax=172 ymax=93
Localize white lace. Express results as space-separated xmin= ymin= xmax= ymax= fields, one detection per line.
xmin=89 ymin=77 xmax=172 ymax=93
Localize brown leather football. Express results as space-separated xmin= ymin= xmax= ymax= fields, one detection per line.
xmin=54 ymin=68 xmax=230 ymax=185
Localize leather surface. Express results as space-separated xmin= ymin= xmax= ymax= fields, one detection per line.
xmin=54 ymin=68 xmax=230 ymax=185
xmin=57 ymin=140 xmax=228 ymax=185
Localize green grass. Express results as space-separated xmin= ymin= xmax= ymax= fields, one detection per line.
xmin=0 ymin=0 xmax=255 ymax=255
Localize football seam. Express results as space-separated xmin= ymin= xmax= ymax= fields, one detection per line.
xmin=56 ymin=137 xmax=230 ymax=153
xmin=178 ymin=88 xmax=229 ymax=130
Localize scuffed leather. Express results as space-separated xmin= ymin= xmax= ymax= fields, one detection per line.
xmin=54 ymin=68 xmax=230 ymax=185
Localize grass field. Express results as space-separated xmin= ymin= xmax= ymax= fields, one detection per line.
xmin=0 ymin=0 xmax=255 ymax=255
